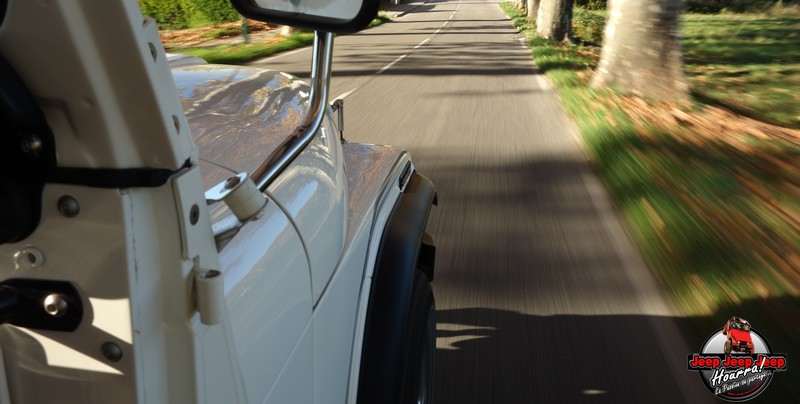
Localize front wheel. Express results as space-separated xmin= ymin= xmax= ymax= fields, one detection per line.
xmin=724 ymin=340 xmax=732 ymax=355
xmin=403 ymin=271 xmax=435 ymax=404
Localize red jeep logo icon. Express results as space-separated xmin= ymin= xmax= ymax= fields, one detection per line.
xmin=723 ymin=316 xmax=754 ymax=355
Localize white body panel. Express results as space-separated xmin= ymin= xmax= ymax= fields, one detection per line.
xmin=268 ymin=114 xmax=347 ymax=305
xmin=0 ymin=1 xmax=426 ymax=403
xmin=219 ymin=195 xmax=311 ymax=403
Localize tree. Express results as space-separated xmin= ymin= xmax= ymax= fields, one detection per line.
xmin=536 ymin=0 xmax=574 ymax=42
xmin=527 ymin=0 xmax=540 ymax=19
xmin=515 ymin=0 xmax=527 ymax=12
xmin=590 ymin=0 xmax=688 ymax=100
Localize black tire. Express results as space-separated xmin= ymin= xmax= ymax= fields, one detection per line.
xmin=402 ymin=270 xmax=436 ymax=404
xmin=724 ymin=340 xmax=732 ymax=355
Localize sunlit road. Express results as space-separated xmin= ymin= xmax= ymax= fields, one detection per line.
xmin=251 ymin=0 xmax=713 ymax=402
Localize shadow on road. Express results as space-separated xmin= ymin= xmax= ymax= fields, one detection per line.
xmin=435 ymin=297 xmax=800 ymax=403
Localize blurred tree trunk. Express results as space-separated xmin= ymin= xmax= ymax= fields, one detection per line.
xmin=515 ymin=0 xmax=527 ymax=11
xmin=536 ymin=0 xmax=574 ymax=42
xmin=591 ymin=0 xmax=688 ymax=100
xmin=241 ymin=17 xmax=250 ymax=44
xmin=527 ymin=0 xmax=540 ymax=19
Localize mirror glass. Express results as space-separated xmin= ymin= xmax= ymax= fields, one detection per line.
xmin=230 ymin=0 xmax=378 ymax=34
xmin=253 ymin=0 xmax=359 ymax=21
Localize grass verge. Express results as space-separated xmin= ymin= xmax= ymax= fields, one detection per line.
xmin=562 ymin=8 xmax=800 ymax=129
xmin=502 ymin=3 xmax=800 ymax=398
xmin=173 ymin=13 xmax=392 ymax=64
xmin=174 ymin=31 xmax=315 ymax=64
xmin=683 ymin=13 xmax=800 ymax=129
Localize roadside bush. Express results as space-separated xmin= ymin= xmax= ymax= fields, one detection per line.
xmin=139 ymin=0 xmax=240 ymax=29
xmin=573 ymin=7 xmax=606 ymax=43
xmin=574 ymin=0 xmax=606 ymax=10
xmin=139 ymin=0 xmax=198 ymax=29
xmin=188 ymin=0 xmax=241 ymax=24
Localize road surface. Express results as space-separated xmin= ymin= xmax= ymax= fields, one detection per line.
xmin=251 ymin=0 xmax=713 ymax=402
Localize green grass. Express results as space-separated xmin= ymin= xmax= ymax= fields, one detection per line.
xmin=500 ymin=1 xmax=800 ymax=316
xmin=682 ymin=14 xmax=800 ymax=129
xmin=368 ymin=13 xmax=393 ymax=28
xmin=175 ymin=31 xmax=315 ymax=64
xmin=174 ymin=13 xmax=392 ymax=64
xmin=554 ymin=8 xmax=800 ymax=129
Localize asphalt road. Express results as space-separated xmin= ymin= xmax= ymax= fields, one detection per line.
xmin=252 ymin=1 xmax=714 ymax=402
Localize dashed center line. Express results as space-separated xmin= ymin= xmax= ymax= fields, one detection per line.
xmin=334 ymin=0 xmax=461 ymax=100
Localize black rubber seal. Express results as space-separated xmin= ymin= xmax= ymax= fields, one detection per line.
xmin=49 ymin=162 xmax=188 ymax=189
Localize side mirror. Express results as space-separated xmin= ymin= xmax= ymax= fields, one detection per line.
xmin=230 ymin=0 xmax=379 ymax=34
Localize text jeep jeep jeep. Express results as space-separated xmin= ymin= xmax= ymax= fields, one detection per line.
xmin=0 ymin=0 xmax=436 ymax=403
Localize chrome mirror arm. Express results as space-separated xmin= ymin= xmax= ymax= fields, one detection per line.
xmin=251 ymin=31 xmax=334 ymax=192
xmin=211 ymin=31 xmax=333 ymax=250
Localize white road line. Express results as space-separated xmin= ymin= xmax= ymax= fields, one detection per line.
xmin=339 ymin=0 xmax=461 ymax=97
xmin=378 ymin=54 xmax=408 ymax=74
xmin=535 ymin=74 xmax=551 ymax=91
xmin=333 ymin=89 xmax=357 ymax=100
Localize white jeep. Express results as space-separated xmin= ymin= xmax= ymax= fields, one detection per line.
xmin=0 ymin=0 xmax=436 ymax=403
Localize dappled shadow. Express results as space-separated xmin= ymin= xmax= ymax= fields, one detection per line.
xmin=282 ymin=39 xmax=538 ymax=79
xmin=410 ymin=141 xmax=799 ymax=403
xmin=356 ymin=30 xmax=516 ymax=36
xmin=436 ymin=296 xmax=800 ymax=403
xmin=389 ymin=19 xmax=511 ymax=23
xmin=436 ymin=310 xmax=704 ymax=403
xmin=420 ymin=157 xmax=634 ymax=298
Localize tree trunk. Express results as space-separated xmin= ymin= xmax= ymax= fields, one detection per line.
xmin=536 ymin=0 xmax=574 ymax=42
xmin=514 ymin=0 xmax=527 ymax=11
xmin=590 ymin=0 xmax=688 ymax=100
xmin=527 ymin=0 xmax=540 ymax=19
xmin=241 ymin=17 xmax=250 ymax=44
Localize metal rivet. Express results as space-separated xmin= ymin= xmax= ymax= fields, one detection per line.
xmin=101 ymin=342 xmax=123 ymax=362
xmin=189 ymin=204 xmax=199 ymax=225
xmin=224 ymin=176 xmax=241 ymax=190
xmin=43 ymin=294 xmax=68 ymax=317
xmin=57 ymin=195 xmax=80 ymax=218
xmin=13 ymin=247 xmax=44 ymax=270
xmin=20 ymin=134 xmax=42 ymax=157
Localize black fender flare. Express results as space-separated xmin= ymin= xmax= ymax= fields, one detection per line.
xmin=357 ymin=171 xmax=437 ymax=403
